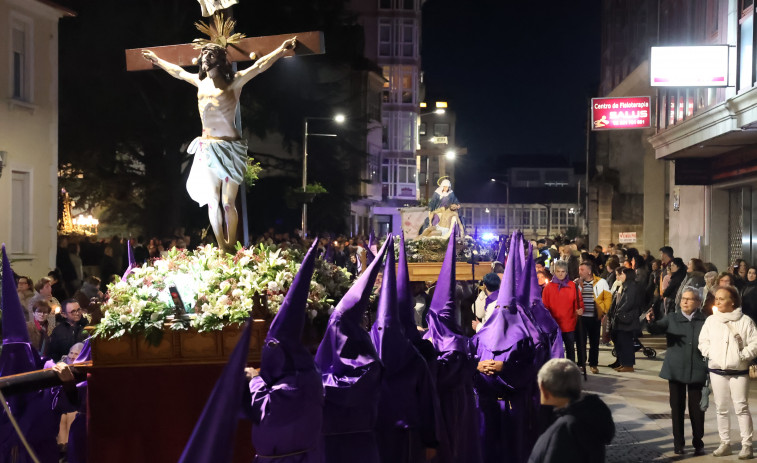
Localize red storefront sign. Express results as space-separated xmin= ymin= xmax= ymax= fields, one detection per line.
xmin=591 ymin=96 xmax=651 ymax=131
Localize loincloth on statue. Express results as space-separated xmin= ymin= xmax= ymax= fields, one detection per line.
xmin=186 ymin=137 xmax=247 ymax=206
xmin=421 ymin=207 xmax=461 ymax=238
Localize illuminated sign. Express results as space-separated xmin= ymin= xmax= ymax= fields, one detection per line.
xmin=650 ymin=46 xmax=730 ymax=87
xmin=591 ymin=96 xmax=651 ymax=131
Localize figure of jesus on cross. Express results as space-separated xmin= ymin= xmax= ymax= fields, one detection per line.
xmin=140 ymin=15 xmax=295 ymax=252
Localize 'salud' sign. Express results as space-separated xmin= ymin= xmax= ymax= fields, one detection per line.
xmin=591 ymin=96 xmax=651 ymax=131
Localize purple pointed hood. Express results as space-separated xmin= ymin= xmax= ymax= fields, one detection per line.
xmin=365 ymin=230 xmax=376 ymax=264
xmin=314 ymin=236 xmax=390 ymax=374
xmin=179 ymin=319 xmax=252 ymax=463
xmin=74 ymin=338 xmax=92 ymax=363
xmin=423 ymin=223 xmax=467 ymax=353
xmin=260 ymin=240 xmax=318 ymax=384
xmin=497 ymin=232 xmax=519 ymax=314
xmin=122 ymin=241 xmax=137 ymax=281
xmin=371 ymin=236 xmax=414 ymax=373
xmin=510 ymin=231 xmax=525 ymax=291
xmin=397 ymin=233 xmax=422 ymax=344
xmin=323 ymin=240 xmax=335 ymax=264
xmin=0 ymin=244 xmax=42 ymax=377
xmin=524 ymin=242 xmax=564 ymax=359
xmin=472 ymin=232 xmax=532 ymax=355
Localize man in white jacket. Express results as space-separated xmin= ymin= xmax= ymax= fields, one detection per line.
xmin=699 ymin=285 xmax=757 ymax=459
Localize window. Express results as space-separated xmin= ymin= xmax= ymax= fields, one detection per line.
xmin=381 ymin=158 xmax=416 ymax=198
xmin=377 ymin=18 xmax=417 ymax=59
xmin=11 ymin=15 xmax=33 ymax=102
xmin=383 ymin=111 xmax=416 ymax=151
xmin=740 ymin=7 xmax=754 ymax=92
xmin=379 ymin=19 xmax=391 ymax=57
xmin=403 ymin=0 xmax=415 ymax=9
xmin=382 ymin=65 xmax=417 ymax=104
xmin=433 ymin=123 xmax=450 ymax=137
xmin=400 ymin=19 xmax=415 ymax=57
xmin=419 ymin=122 xmax=427 ymax=136
xmin=559 ymin=209 xmax=567 ymax=226
xmin=11 ymin=171 xmax=31 ymax=254
xmin=522 ymin=209 xmax=531 ymax=226
xmin=379 ymin=0 xmax=392 ymax=9
xmin=539 ymin=209 xmax=547 ymax=227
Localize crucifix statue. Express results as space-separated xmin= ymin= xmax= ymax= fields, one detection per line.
xmin=126 ymin=12 xmax=323 ymax=252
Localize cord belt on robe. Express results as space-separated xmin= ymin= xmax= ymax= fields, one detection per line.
xmin=257 ymin=449 xmax=310 ymax=459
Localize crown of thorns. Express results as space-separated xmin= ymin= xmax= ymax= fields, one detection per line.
xmin=192 ymin=13 xmax=246 ymax=50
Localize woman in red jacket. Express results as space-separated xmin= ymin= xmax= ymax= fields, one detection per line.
xmin=542 ymin=260 xmax=584 ymax=362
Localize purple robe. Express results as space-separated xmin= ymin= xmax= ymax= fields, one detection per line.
xmin=472 ymin=232 xmax=539 ymax=463
xmin=422 ymin=225 xmax=481 ymax=463
xmin=314 ymin=237 xmax=392 ymax=463
xmin=0 ymin=245 xmax=59 ymax=463
xmin=246 ymin=241 xmax=324 ymax=463
xmin=371 ymin=239 xmax=441 ymax=463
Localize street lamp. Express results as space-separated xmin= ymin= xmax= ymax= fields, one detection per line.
xmin=302 ymin=114 xmax=345 ymax=237
xmin=445 ymin=150 xmax=456 ymax=160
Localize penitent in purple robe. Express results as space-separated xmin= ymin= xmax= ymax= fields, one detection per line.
xmin=371 ymin=236 xmax=441 ymax=463
xmin=472 ymin=232 xmax=540 ymax=463
xmin=313 ymin=237 xmax=390 ymax=463
xmin=53 ymin=338 xmax=91 ymax=463
xmin=0 ymin=244 xmax=59 ymax=463
xmin=423 ymin=224 xmax=482 ymax=463
xmin=246 ymin=240 xmax=324 ymax=463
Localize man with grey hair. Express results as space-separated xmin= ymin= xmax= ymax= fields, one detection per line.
xmin=528 ymin=359 xmax=615 ymax=463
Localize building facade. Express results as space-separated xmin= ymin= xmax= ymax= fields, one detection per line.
xmin=646 ymin=0 xmax=747 ymax=270
xmin=0 ymin=0 xmax=73 ymax=278
xmin=350 ymin=0 xmax=425 ymax=235
xmin=591 ymin=0 xmax=666 ymax=254
xmin=459 ymin=202 xmax=580 ymax=240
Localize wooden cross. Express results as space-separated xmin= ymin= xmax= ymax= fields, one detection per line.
xmin=125 ymin=27 xmax=324 ymax=246
xmin=125 ymin=30 xmax=324 ymax=71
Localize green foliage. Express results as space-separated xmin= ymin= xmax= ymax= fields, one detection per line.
xmin=305 ymin=182 xmax=328 ymax=194
xmin=244 ymin=158 xmax=263 ymax=188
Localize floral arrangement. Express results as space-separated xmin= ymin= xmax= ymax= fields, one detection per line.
xmin=94 ymin=244 xmax=352 ymax=346
xmin=399 ymin=235 xmax=497 ymax=263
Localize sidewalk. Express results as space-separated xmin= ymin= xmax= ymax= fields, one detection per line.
xmin=586 ymin=335 xmax=757 ymax=462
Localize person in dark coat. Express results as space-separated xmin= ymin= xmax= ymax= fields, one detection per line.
xmin=527 ymin=358 xmax=615 ymax=463
xmin=48 ymin=299 xmax=88 ymax=363
xmin=646 ymin=286 xmax=707 ymax=455
xmin=663 ymin=258 xmax=688 ymax=315
xmin=610 ymin=268 xmax=641 ymax=372
xmin=741 ymin=266 xmax=757 ymax=322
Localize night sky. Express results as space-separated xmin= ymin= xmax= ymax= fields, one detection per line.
xmin=422 ymin=0 xmax=601 ymax=197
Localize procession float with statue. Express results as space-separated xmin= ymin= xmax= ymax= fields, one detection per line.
xmin=0 ymin=2 xmax=503 ymax=462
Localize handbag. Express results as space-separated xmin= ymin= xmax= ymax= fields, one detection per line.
xmin=751 ymin=364 xmax=757 ymax=380
xmin=700 ymin=374 xmax=711 ymax=412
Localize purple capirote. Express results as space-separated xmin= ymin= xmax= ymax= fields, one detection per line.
xmin=314 ymin=235 xmax=391 ymax=463
xmin=246 ymin=239 xmax=324 ymax=462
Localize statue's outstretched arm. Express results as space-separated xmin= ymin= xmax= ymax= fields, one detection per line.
xmin=141 ymin=50 xmax=199 ymax=87
xmin=231 ymin=37 xmax=297 ymax=90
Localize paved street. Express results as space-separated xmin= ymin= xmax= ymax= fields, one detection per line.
xmin=587 ymin=335 xmax=757 ymax=462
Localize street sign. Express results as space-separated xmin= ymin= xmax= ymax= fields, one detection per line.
xmin=618 ymin=232 xmax=637 ymax=244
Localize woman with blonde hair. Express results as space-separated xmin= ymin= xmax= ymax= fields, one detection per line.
xmin=698 ymin=285 xmax=757 ymax=459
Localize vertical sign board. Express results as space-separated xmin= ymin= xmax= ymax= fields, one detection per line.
xmin=591 ymin=97 xmax=651 ymax=130
xmin=618 ymin=232 xmax=637 ymax=244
